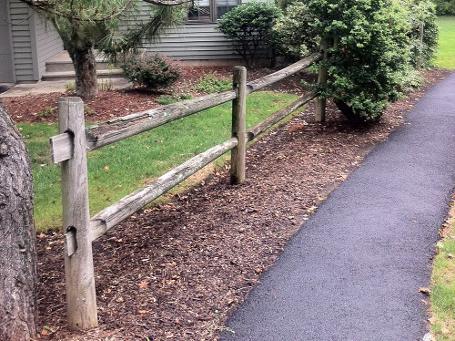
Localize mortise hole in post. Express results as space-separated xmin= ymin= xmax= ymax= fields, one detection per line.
xmin=65 ymin=226 xmax=78 ymax=257
xmin=65 ymin=129 xmax=75 ymax=155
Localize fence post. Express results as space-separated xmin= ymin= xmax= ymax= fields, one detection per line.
xmin=418 ymin=21 xmax=425 ymax=69
xmin=230 ymin=66 xmax=247 ymax=185
xmin=315 ymin=38 xmax=328 ymax=123
xmin=58 ymin=97 xmax=98 ymax=329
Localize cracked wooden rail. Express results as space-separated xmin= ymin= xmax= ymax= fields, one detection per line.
xmin=49 ymin=53 xmax=320 ymax=163
xmin=247 ymin=92 xmax=316 ymax=142
xmin=90 ymin=137 xmax=238 ymax=241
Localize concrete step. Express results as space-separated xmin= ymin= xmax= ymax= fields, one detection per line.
xmin=45 ymin=60 xmax=114 ymax=73
xmin=41 ymin=68 xmax=124 ymax=81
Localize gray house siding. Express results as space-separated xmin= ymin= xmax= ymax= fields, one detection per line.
xmin=1 ymin=0 xmax=251 ymax=83
xmin=8 ymin=0 xmax=35 ymax=82
xmin=0 ymin=0 xmax=14 ymax=82
xmin=33 ymin=13 xmax=64 ymax=77
xmin=146 ymin=24 xmax=238 ymax=60
xmin=119 ymin=2 xmax=239 ymax=61
xmin=6 ymin=0 xmax=63 ymax=83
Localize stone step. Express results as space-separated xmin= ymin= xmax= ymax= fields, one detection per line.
xmin=41 ymin=69 xmax=124 ymax=81
xmin=45 ymin=60 xmax=114 ymax=73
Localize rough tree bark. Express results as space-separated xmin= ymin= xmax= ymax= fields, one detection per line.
xmin=69 ymin=47 xmax=98 ymax=100
xmin=0 ymin=106 xmax=37 ymax=341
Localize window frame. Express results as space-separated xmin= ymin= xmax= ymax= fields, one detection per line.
xmin=186 ymin=0 xmax=241 ymax=24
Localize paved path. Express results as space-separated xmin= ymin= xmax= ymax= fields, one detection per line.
xmin=221 ymin=73 xmax=455 ymax=341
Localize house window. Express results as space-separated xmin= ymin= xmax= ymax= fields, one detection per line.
xmin=188 ymin=0 xmax=240 ymax=22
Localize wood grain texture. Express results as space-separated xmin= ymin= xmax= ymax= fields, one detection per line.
xmin=230 ymin=66 xmax=247 ymax=185
xmin=248 ymin=92 xmax=316 ymax=142
xmin=58 ymin=97 xmax=98 ymax=330
xmin=315 ymin=40 xmax=328 ymax=123
xmin=86 ymin=91 xmax=237 ymax=150
xmin=49 ymin=132 xmax=72 ymax=163
xmin=246 ymin=53 xmax=321 ymax=93
xmin=90 ymin=138 xmax=238 ymax=241
xmin=85 ymin=54 xmax=320 ymax=150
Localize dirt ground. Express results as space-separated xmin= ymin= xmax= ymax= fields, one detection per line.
xmin=32 ymin=69 xmax=448 ymax=340
xmin=1 ymin=66 xmax=305 ymax=124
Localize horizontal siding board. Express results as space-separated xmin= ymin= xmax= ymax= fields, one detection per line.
xmin=9 ymin=0 xmax=35 ymax=81
xmin=10 ymin=35 xmax=32 ymax=42
xmin=175 ymin=54 xmax=240 ymax=60
xmin=15 ymin=69 xmax=34 ymax=76
xmin=13 ymin=41 xmax=31 ymax=48
xmin=33 ymin=12 xmax=63 ymax=78
xmin=12 ymin=48 xmax=32 ymax=54
xmin=160 ymin=50 xmax=236 ymax=56
xmin=11 ymin=31 xmax=32 ymax=38
xmin=150 ymin=46 xmax=235 ymax=52
xmin=148 ymin=39 xmax=233 ymax=45
xmin=13 ymin=53 xmax=32 ymax=60
xmin=11 ymin=26 xmax=31 ymax=32
xmin=118 ymin=1 xmax=238 ymax=60
xmin=13 ymin=64 xmax=34 ymax=71
xmin=145 ymin=37 xmax=229 ymax=44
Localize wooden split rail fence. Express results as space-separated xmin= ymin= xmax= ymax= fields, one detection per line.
xmin=49 ymin=52 xmax=324 ymax=329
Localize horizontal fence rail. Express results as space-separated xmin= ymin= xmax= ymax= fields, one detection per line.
xmin=49 ymin=53 xmax=323 ymax=330
xmin=90 ymin=138 xmax=238 ymax=241
xmin=246 ymin=55 xmax=320 ymax=93
xmin=86 ymin=91 xmax=237 ymax=151
xmin=248 ymin=92 xmax=316 ymax=141
xmin=50 ymin=53 xmax=320 ymax=162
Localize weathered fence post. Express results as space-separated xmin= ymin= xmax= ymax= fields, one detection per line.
xmin=315 ymin=38 xmax=328 ymax=123
xmin=417 ymin=21 xmax=425 ymax=69
xmin=58 ymin=97 xmax=98 ymax=329
xmin=230 ymin=66 xmax=247 ymax=185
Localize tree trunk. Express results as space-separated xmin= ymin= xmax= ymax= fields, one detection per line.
xmin=70 ymin=48 xmax=98 ymax=100
xmin=0 ymin=106 xmax=37 ymax=340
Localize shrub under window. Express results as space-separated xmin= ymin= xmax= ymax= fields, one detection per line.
xmin=121 ymin=54 xmax=180 ymax=90
xmin=217 ymin=2 xmax=282 ymax=67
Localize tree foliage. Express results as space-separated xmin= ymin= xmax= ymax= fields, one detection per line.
xmin=20 ymin=0 xmax=186 ymax=99
xmin=433 ymin=0 xmax=455 ymax=15
xmin=218 ymin=2 xmax=282 ymax=67
xmin=274 ymin=0 xmax=438 ymax=123
xmin=405 ymin=0 xmax=439 ymax=68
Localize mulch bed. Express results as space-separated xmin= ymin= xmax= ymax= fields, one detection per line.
xmin=34 ymin=69 xmax=449 ymax=340
xmin=1 ymin=66 xmax=305 ymax=124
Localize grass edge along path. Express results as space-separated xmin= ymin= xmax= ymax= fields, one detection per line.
xmin=430 ymin=198 xmax=455 ymax=340
xmin=436 ymin=16 xmax=455 ymax=70
xmin=21 ymin=91 xmax=298 ymax=231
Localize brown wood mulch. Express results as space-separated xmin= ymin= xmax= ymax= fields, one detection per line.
xmin=35 ymin=69 xmax=449 ymax=340
xmin=1 ymin=66 xmax=305 ymax=124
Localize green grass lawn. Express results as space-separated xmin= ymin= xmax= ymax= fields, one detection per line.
xmin=431 ymin=205 xmax=455 ymax=340
xmin=436 ymin=16 xmax=455 ymax=69
xmin=21 ymin=91 xmax=297 ymax=231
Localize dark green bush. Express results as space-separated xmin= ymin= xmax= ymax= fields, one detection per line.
xmin=217 ymin=2 xmax=282 ymax=67
xmin=121 ymin=54 xmax=180 ymax=90
xmin=433 ymin=0 xmax=455 ymax=15
xmin=274 ymin=0 xmax=421 ymax=124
